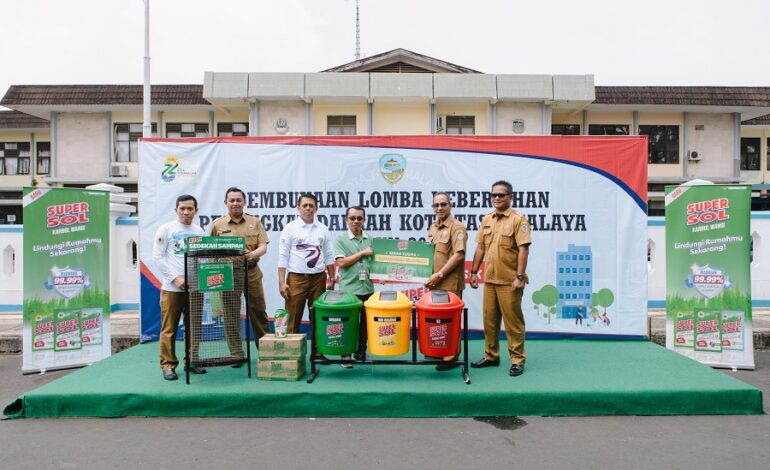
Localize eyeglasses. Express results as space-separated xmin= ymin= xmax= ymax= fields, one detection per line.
xmin=431 ymin=202 xmax=449 ymax=208
xmin=347 ymin=216 xmax=364 ymax=221
xmin=491 ymin=193 xmax=509 ymax=199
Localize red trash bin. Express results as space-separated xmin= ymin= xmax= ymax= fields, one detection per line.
xmin=416 ymin=290 xmax=464 ymax=358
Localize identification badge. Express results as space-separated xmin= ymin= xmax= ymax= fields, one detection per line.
xmin=359 ymin=264 xmax=367 ymax=281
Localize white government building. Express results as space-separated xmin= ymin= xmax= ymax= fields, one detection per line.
xmin=0 ymin=49 xmax=768 ymax=312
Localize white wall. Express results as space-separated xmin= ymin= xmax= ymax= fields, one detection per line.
xmin=1 ymin=216 xmax=769 ymax=312
xmin=57 ymin=113 xmax=109 ymax=179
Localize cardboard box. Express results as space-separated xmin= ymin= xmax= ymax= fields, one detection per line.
xmin=258 ymin=334 xmax=307 ymax=359
xmin=257 ymin=358 xmax=306 ymax=381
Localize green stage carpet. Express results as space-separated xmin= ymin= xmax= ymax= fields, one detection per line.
xmin=4 ymin=340 xmax=763 ymax=418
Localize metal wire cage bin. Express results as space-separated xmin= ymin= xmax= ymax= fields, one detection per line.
xmin=184 ymin=236 xmax=251 ymax=383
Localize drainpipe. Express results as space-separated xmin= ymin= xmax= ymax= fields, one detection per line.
xmin=50 ymin=112 xmax=57 ymax=178
xmin=430 ymin=102 xmax=436 ymax=134
xmin=251 ymin=101 xmax=260 ymax=136
xmin=106 ymin=111 xmax=112 ymax=177
xmin=733 ymin=113 xmax=741 ymax=177
xmin=683 ymin=112 xmax=689 ymax=178
xmin=490 ymin=102 xmax=497 ymax=135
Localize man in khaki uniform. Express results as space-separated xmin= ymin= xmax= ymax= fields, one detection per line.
xmin=469 ymin=180 xmax=531 ymax=377
xmin=210 ymin=187 xmax=269 ymax=350
xmin=425 ymin=192 xmax=467 ymax=371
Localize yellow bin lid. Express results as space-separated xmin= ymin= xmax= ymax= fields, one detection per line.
xmin=364 ymin=290 xmax=413 ymax=310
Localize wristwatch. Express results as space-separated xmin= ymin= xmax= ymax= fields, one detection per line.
xmin=516 ymin=274 xmax=525 ymax=281
xmin=437 ymin=271 xmax=445 ymax=279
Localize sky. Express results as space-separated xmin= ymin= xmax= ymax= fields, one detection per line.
xmin=1 ymin=0 xmax=769 ymax=101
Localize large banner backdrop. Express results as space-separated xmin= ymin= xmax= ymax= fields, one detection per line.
xmin=664 ymin=183 xmax=754 ymax=369
xmin=139 ymin=136 xmax=648 ymax=341
xmin=22 ymin=187 xmax=111 ymax=373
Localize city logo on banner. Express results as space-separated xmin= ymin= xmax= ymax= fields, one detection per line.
xmin=161 ymin=155 xmax=197 ymax=183
xmin=686 ymin=264 xmax=731 ymax=299
xmin=45 ymin=266 xmax=92 ymax=299
xmin=379 ymin=154 xmax=406 ymax=184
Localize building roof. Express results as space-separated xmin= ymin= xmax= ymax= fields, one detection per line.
xmin=0 ymin=85 xmax=209 ymax=107
xmin=595 ymin=86 xmax=770 ymax=107
xmin=742 ymin=114 xmax=770 ymax=125
xmin=321 ymin=48 xmax=481 ymax=74
xmin=0 ymin=110 xmax=49 ymax=129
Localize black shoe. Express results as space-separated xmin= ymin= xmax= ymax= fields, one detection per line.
xmin=509 ymin=364 xmax=524 ymax=376
xmin=185 ymin=364 xmax=207 ymax=374
xmin=471 ymin=358 xmax=500 ymax=368
xmin=163 ymin=368 xmax=178 ymax=381
xmin=436 ymin=362 xmax=459 ymax=371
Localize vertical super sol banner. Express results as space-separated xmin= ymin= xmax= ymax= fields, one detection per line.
xmin=22 ymin=187 xmax=111 ymax=373
xmin=665 ymin=184 xmax=754 ymax=369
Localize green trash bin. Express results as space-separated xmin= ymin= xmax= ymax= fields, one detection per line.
xmin=313 ymin=290 xmax=363 ymax=355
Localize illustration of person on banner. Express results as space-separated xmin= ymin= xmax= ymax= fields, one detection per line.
xmin=469 ymin=180 xmax=531 ymax=377
xmin=335 ymin=205 xmax=374 ymax=367
xmin=277 ymin=193 xmax=336 ymax=343
xmin=210 ymin=187 xmax=269 ymax=358
xmin=152 ymin=194 xmax=206 ymax=381
xmin=424 ymin=191 xmax=467 ymax=371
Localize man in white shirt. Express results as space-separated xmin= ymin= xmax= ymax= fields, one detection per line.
xmin=277 ymin=193 xmax=336 ymax=335
xmin=152 ymin=194 xmax=206 ymax=381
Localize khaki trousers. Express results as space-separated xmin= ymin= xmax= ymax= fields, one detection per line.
xmin=159 ymin=290 xmax=187 ymax=370
xmin=482 ymin=283 xmax=526 ymax=365
xmin=222 ymin=271 xmax=268 ymax=351
xmin=286 ymin=272 xmax=327 ymax=334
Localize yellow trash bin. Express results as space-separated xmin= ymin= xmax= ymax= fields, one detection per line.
xmin=364 ymin=291 xmax=413 ymax=356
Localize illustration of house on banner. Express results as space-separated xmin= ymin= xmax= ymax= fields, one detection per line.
xmin=556 ymin=244 xmax=593 ymax=319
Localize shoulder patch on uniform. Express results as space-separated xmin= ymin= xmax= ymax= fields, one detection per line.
xmin=520 ymin=224 xmax=529 ymax=232
xmin=457 ymin=233 xmax=464 ymax=240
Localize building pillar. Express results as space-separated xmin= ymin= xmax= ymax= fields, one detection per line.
xmin=542 ymin=104 xmax=552 ymax=135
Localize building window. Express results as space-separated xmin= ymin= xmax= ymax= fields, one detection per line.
xmin=589 ymin=124 xmax=629 ymax=136
xmin=327 ymin=116 xmax=356 ymax=135
xmin=36 ymin=142 xmax=51 ymax=175
xmin=217 ymin=123 xmax=249 ymax=137
xmin=114 ymin=123 xmax=157 ymax=162
xmin=741 ymin=137 xmax=761 ymax=171
xmin=0 ymin=142 xmax=31 ymax=175
xmin=447 ymin=116 xmax=475 ymax=135
xmin=552 ymin=124 xmax=581 ymax=135
xmin=639 ymin=125 xmax=679 ymax=164
xmin=166 ymin=123 xmax=208 ymax=138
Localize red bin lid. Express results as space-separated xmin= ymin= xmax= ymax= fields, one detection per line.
xmin=415 ymin=290 xmax=464 ymax=309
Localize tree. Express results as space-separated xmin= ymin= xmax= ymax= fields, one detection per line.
xmin=539 ymin=285 xmax=559 ymax=324
xmin=593 ymin=288 xmax=615 ymax=314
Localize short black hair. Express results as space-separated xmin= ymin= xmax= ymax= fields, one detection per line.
xmin=176 ymin=194 xmax=198 ymax=209
xmin=298 ymin=193 xmax=318 ymax=207
xmin=432 ymin=192 xmax=452 ymax=205
xmin=345 ymin=206 xmax=366 ymax=217
xmin=491 ymin=180 xmax=513 ymax=195
xmin=224 ymin=187 xmax=246 ymax=201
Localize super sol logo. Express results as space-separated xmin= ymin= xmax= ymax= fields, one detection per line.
xmin=47 ymin=202 xmax=90 ymax=234
xmin=686 ymin=198 xmax=729 ymax=232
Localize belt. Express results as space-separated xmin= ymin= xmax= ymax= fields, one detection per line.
xmin=288 ymin=272 xmax=325 ymax=277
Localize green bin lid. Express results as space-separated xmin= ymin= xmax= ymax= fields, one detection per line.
xmin=314 ymin=290 xmax=362 ymax=309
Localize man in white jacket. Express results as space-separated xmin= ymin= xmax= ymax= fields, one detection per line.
xmin=152 ymin=194 xmax=205 ymax=381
